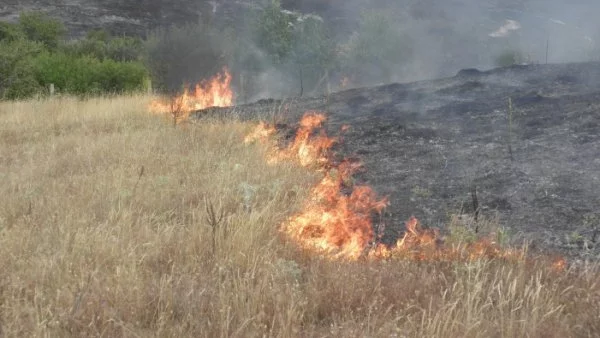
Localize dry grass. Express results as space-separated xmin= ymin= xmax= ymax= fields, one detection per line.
xmin=0 ymin=95 xmax=599 ymax=337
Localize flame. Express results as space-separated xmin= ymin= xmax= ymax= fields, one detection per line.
xmin=246 ymin=112 xmax=564 ymax=266
xmin=245 ymin=112 xmax=337 ymax=167
xmin=149 ymin=67 xmax=233 ymax=123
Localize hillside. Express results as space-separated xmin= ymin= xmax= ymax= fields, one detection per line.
xmin=2 ymin=1 xmax=598 ymax=77
xmin=197 ymin=61 xmax=600 ymax=260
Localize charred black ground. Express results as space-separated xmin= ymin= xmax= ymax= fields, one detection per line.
xmin=196 ymin=62 xmax=600 ymax=259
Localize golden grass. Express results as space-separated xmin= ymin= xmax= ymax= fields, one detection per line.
xmin=0 ymin=95 xmax=599 ymax=337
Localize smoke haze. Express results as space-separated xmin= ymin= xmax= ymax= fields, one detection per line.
xmin=279 ymin=0 xmax=600 ymax=83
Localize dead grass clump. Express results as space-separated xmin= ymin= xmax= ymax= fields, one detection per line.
xmin=1 ymin=95 xmax=599 ymax=337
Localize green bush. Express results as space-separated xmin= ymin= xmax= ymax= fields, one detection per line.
xmin=340 ymin=10 xmax=413 ymax=85
xmin=0 ymin=22 xmax=26 ymax=42
xmin=253 ymin=0 xmax=294 ymax=65
xmin=144 ymin=23 xmax=230 ymax=92
xmin=18 ymin=11 xmax=66 ymax=50
xmin=64 ymin=30 xmax=144 ymax=62
xmin=0 ymin=39 xmax=44 ymax=99
xmin=290 ymin=14 xmax=335 ymax=95
xmin=495 ymin=50 xmax=525 ymax=67
xmin=33 ymin=52 xmax=148 ymax=95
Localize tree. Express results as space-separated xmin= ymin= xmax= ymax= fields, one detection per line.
xmin=144 ymin=23 xmax=228 ymax=92
xmin=340 ymin=10 xmax=413 ymax=86
xmin=0 ymin=39 xmax=44 ymax=99
xmin=253 ymin=0 xmax=294 ymax=65
xmin=0 ymin=22 xmax=25 ymax=42
xmin=290 ymin=14 xmax=334 ymax=96
xmin=18 ymin=11 xmax=66 ymax=50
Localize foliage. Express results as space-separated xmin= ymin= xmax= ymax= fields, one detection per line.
xmin=340 ymin=10 xmax=413 ymax=85
xmin=18 ymin=11 xmax=66 ymax=49
xmin=32 ymin=52 xmax=148 ymax=95
xmin=252 ymin=0 xmax=294 ymax=65
xmin=144 ymin=23 xmax=230 ymax=92
xmin=0 ymin=22 xmax=26 ymax=42
xmin=0 ymin=39 xmax=44 ymax=99
xmin=290 ymin=14 xmax=335 ymax=95
xmin=0 ymin=14 xmax=147 ymax=99
xmin=495 ymin=49 xmax=525 ymax=67
xmin=64 ymin=30 xmax=144 ymax=62
xmin=249 ymin=1 xmax=334 ymax=96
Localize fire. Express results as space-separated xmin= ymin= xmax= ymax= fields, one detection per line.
xmin=285 ymin=161 xmax=389 ymax=259
xmin=246 ymin=112 xmax=564 ymax=266
xmin=245 ymin=112 xmax=337 ymax=167
xmin=149 ymin=67 xmax=233 ymax=123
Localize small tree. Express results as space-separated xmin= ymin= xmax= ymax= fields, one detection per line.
xmin=0 ymin=39 xmax=44 ymax=99
xmin=340 ymin=10 xmax=413 ymax=86
xmin=0 ymin=22 xmax=25 ymax=42
xmin=144 ymin=22 xmax=228 ymax=92
xmin=495 ymin=50 xmax=525 ymax=67
xmin=291 ymin=14 xmax=335 ymax=96
xmin=253 ymin=0 xmax=294 ymax=66
xmin=18 ymin=11 xmax=66 ymax=50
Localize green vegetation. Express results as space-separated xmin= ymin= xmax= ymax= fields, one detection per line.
xmin=1 ymin=4 xmax=416 ymax=100
xmin=340 ymin=10 xmax=413 ymax=85
xmin=0 ymin=12 xmax=148 ymax=99
xmin=495 ymin=49 xmax=526 ymax=67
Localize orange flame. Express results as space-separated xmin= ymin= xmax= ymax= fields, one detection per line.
xmin=149 ymin=67 xmax=233 ymax=123
xmin=246 ymin=112 xmax=564 ymax=266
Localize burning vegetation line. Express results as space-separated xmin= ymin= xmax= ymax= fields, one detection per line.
xmin=149 ymin=67 xmax=233 ymax=124
xmin=245 ymin=112 xmax=564 ymax=266
xmin=144 ymin=68 xmax=564 ymax=268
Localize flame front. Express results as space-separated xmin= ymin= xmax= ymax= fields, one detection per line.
xmin=149 ymin=67 xmax=233 ymax=122
xmin=246 ymin=112 xmax=564 ymax=266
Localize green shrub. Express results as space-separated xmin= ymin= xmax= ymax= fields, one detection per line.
xmin=253 ymin=0 xmax=294 ymax=65
xmin=290 ymin=14 xmax=335 ymax=95
xmin=33 ymin=52 xmax=148 ymax=95
xmin=18 ymin=11 xmax=66 ymax=50
xmin=495 ymin=50 xmax=525 ymax=67
xmin=0 ymin=39 xmax=44 ymax=99
xmin=64 ymin=30 xmax=143 ymax=62
xmin=0 ymin=22 xmax=26 ymax=42
xmin=340 ymin=10 xmax=413 ymax=85
xmin=144 ymin=23 xmax=230 ymax=92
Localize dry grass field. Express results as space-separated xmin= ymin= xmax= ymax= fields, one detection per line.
xmin=1 ymin=95 xmax=599 ymax=337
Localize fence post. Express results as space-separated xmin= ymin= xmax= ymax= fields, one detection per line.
xmin=146 ymin=78 xmax=153 ymax=95
xmin=49 ymin=83 xmax=55 ymax=96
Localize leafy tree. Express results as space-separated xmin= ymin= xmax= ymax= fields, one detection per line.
xmin=0 ymin=39 xmax=44 ymax=99
xmin=63 ymin=30 xmax=143 ymax=62
xmin=290 ymin=14 xmax=335 ymax=95
xmin=494 ymin=49 xmax=525 ymax=67
xmin=144 ymin=22 xmax=229 ymax=92
xmin=33 ymin=52 xmax=148 ymax=95
xmin=341 ymin=10 xmax=413 ymax=86
xmin=0 ymin=22 xmax=25 ymax=42
xmin=253 ymin=0 xmax=294 ymax=65
xmin=18 ymin=11 xmax=66 ymax=49
xmin=105 ymin=36 xmax=143 ymax=62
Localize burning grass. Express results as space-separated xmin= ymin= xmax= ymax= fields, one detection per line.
xmin=0 ymin=96 xmax=599 ymax=337
xmin=149 ymin=68 xmax=233 ymax=124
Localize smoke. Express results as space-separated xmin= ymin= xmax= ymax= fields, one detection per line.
xmin=149 ymin=0 xmax=600 ymax=101
xmin=278 ymin=0 xmax=600 ymax=86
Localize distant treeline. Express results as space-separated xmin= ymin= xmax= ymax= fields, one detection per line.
xmin=0 ymin=12 xmax=148 ymax=99
xmin=1 ymin=0 xmax=538 ymax=100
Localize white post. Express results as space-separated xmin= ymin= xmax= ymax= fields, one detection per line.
xmin=49 ymin=83 xmax=55 ymax=96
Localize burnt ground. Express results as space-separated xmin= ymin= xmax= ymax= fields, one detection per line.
xmin=195 ymin=62 xmax=600 ymax=259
